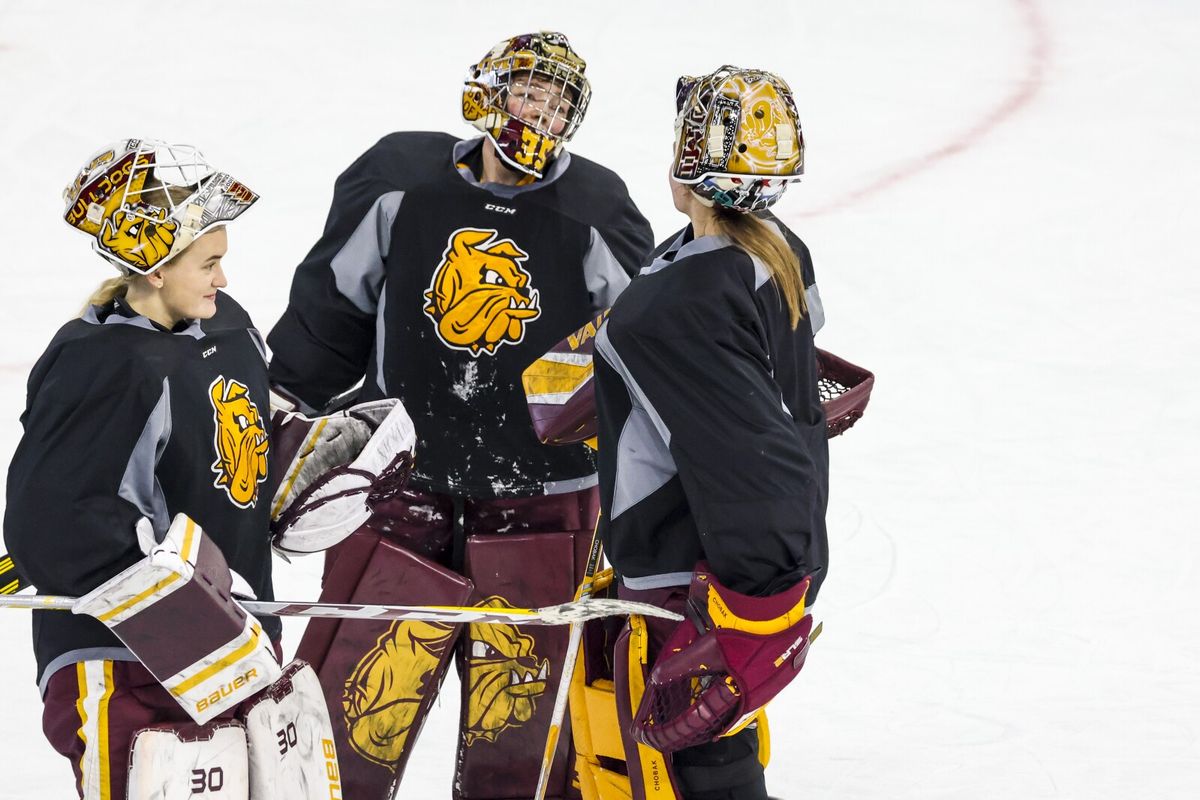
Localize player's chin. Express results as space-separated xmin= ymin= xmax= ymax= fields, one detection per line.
xmin=192 ymin=295 xmax=219 ymax=319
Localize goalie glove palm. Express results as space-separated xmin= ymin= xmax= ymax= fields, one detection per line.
xmin=270 ymin=398 xmax=416 ymax=555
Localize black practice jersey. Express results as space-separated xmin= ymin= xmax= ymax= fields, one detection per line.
xmin=4 ymin=293 xmax=279 ymax=689
xmin=595 ymin=228 xmax=830 ymax=599
xmin=268 ymin=132 xmax=654 ymax=497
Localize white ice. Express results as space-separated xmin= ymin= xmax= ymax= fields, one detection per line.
xmin=0 ymin=0 xmax=1197 ymax=797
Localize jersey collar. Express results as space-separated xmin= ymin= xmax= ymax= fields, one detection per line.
xmin=451 ymin=136 xmax=572 ymax=198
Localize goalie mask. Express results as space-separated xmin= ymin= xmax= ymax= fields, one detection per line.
xmin=462 ymin=31 xmax=591 ymax=179
xmin=63 ymin=139 xmax=259 ymax=275
xmin=672 ymin=66 xmax=805 ymax=213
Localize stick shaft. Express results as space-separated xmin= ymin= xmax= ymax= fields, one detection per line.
xmin=0 ymin=592 xmax=678 ymax=626
xmin=534 ymin=514 xmax=608 ymax=800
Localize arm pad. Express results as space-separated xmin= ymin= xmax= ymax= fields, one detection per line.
xmin=72 ymin=513 xmax=281 ymax=724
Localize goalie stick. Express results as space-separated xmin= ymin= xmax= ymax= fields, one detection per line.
xmin=0 ymin=592 xmax=681 ymax=626
xmin=535 ymin=515 xmax=605 ymax=800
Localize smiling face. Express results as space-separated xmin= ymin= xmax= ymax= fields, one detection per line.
xmin=154 ymin=226 xmax=228 ymax=322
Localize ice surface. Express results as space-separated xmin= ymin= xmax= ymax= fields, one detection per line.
xmin=1 ymin=0 xmax=1197 ymax=797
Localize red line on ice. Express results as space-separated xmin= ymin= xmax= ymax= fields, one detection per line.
xmin=793 ymin=0 xmax=1051 ymax=218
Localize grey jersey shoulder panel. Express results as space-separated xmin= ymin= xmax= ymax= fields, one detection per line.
xmin=583 ymin=226 xmax=632 ymax=310
xmin=246 ymin=327 xmax=269 ymax=364
xmin=81 ymin=305 xmax=206 ymax=340
xmin=331 ymin=190 xmax=406 ymax=314
xmin=116 ymin=377 xmax=172 ymax=538
xmin=374 ymin=285 xmax=388 ymax=395
xmin=805 ymin=283 xmax=825 ymax=334
xmin=642 ymin=233 xmax=733 ymax=277
xmin=596 ymin=325 xmax=678 ymax=521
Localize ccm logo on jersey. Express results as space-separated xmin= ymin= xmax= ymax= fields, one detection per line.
xmin=484 ymin=203 xmax=516 ymax=215
xmin=202 ymin=346 xmax=217 ymax=358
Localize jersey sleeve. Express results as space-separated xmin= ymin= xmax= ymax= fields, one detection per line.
xmin=594 ymin=188 xmax=655 ymax=279
xmin=601 ymin=271 xmax=824 ymax=595
xmin=267 ymin=141 xmax=405 ymax=410
xmin=3 ymin=342 xmax=167 ymax=596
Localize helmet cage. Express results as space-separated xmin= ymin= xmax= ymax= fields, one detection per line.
xmin=462 ymin=32 xmax=591 ymax=178
xmin=63 ymin=139 xmax=258 ymax=275
xmin=672 ymin=66 xmax=804 ymax=213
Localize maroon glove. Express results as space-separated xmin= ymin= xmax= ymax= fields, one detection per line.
xmin=631 ymin=566 xmax=817 ymax=752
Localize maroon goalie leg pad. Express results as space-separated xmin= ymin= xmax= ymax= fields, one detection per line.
xmin=455 ymin=529 xmax=593 ymax=800
xmin=295 ymin=528 xmax=474 ymax=800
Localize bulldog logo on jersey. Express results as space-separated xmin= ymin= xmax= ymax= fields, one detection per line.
xmin=208 ymin=377 xmax=269 ymax=508
xmin=343 ymin=619 xmax=457 ymax=769
xmin=423 ymin=228 xmax=541 ymax=356
xmin=463 ymin=596 xmax=550 ymax=745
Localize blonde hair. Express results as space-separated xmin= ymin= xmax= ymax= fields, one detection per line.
xmin=713 ymin=209 xmax=807 ymax=328
xmin=81 ymin=273 xmax=136 ymax=315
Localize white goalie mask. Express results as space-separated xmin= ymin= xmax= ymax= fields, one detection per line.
xmin=63 ymin=139 xmax=259 ymax=275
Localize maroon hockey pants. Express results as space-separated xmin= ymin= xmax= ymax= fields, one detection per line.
xmin=41 ymin=641 xmax=282 ymax=800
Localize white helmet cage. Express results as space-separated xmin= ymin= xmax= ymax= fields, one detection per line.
xmin=63 ymin=139 xmax=258 ymax=275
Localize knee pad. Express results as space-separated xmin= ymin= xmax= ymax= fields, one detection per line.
xmin=127 ymin=720 xmax=249 ymax=799
xmin=239 ymin=660 xmax=341 ymax=800
xmin=454 ymin=529 xmax=592 ymax=800
xmin=294 ymin=528 xmax=474 ymax=800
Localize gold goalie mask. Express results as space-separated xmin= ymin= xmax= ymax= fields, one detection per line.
xmin=672 ymin=66 xmax=805 ymax=213
xmin=63 ymin=139 xmax=258 ymax=275
xmin=461 ymin=31 xmax=591 ymax=179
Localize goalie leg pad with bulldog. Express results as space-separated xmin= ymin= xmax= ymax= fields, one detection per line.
xmin=294 ymin=529 xmax=474 ymax=800
xmin=455 ymin=528 xmax=593 ymax=800
xmin=71 ymin=514 xmax=281 ymax=725
xmin=239 ymin=660 xmax=342 ymax=800
xmin=127 ymin=720 xmax=250 ymax=799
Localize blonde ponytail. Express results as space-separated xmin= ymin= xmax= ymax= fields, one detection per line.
xmin=714 ymin=211 xmax=807 ymax=328
xmin=80 ymin=274 xmax=134 ymax=316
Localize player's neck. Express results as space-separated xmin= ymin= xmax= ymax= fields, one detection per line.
xmin=124 ymin=286 xmax=182 ymax=330
xmin=687 ymin=203 xmax=722 ymax=239
xmin=480 ymin=140 xmax=532 ymax=187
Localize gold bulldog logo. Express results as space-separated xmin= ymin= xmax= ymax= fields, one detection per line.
xmin=423 ymin=228 xmax=540 ymax=356
xmin=208 ymin=377 xmax=269 ymax=508
xmin=343 ymin=620 xmax=457 ymax=769
xmin=464 ymin=596 xmax=550 ymax=746
xmin=99 ymin=205 xmax=179 ymax=271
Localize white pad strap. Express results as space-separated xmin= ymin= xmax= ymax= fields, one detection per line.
xmin=241 ymin=661 xmax=343 ymax=800
xmin=128 ymin=721 xmax=250 ymax=799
